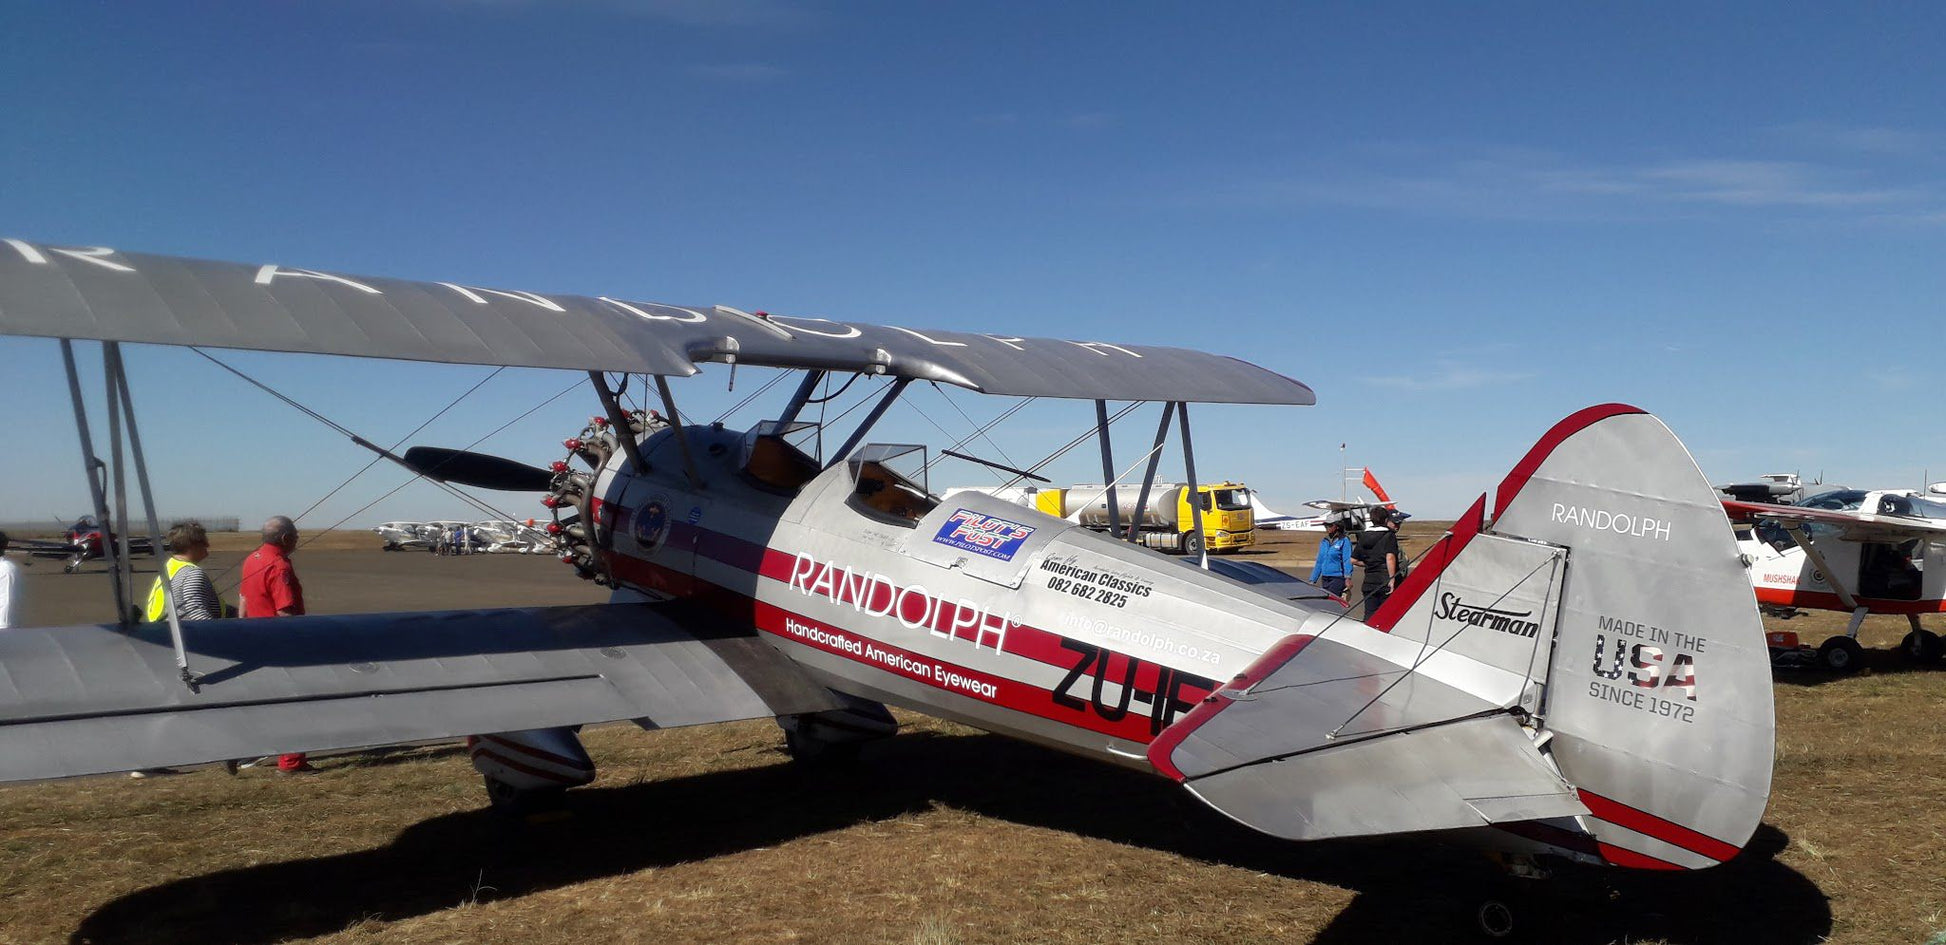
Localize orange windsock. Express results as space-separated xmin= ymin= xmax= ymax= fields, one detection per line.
xmin=1362 ymin=468 xmax=1394 ymax=505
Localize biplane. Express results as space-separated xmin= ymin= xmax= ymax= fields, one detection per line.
xmin=1724 ymin=485 xmax=1946 ymax=671
xmin=4 ymin=515 xmax=155 ymax=573
xmin=0 ymin=238 xmax=1775 ymax=937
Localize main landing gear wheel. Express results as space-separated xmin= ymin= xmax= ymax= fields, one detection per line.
xmin=1819 ymin=635 xmax=1864 ymax=673
xmin=1901 ymin=628 xmax=1944 ymax=664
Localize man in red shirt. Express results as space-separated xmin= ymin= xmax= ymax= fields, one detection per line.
xmin=240 ymin=515 xmax=311 ymax=773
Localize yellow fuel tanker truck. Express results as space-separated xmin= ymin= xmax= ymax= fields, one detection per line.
xmin=949 ymin=482 xmax=1255 ymax=555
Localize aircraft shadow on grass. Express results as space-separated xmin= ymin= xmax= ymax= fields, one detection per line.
xmin=72 ymin=732 xmax=1830 ymax=945
xmin=1772 ymin=646 xmax=1946 ymax=688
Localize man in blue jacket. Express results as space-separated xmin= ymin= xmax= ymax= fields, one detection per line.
xmin=1307 ymin=516 xmax=1354 ymax=599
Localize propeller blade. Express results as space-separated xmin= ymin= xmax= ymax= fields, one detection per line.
xmin=403 ymin=447 xmax=557 ymax=492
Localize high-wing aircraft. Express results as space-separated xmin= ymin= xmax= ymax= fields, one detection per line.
xmin=373 ymin=520 xmax=436 ymax=551
xmin=4 ymin=515 xmax=156 ymax=573
xmin=0 ymin=238 xmax=1775 ymax=936
xmin=1723 ymin=485 xmax=1946 ymax=672
xmin=1251 ymin=468 xmax=1397 ymax=531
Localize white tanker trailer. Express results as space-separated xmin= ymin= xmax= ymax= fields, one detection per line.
xmin=945 ymin=481 xmax=1255 ymax=555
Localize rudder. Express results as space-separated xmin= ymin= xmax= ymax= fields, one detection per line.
xmin=1400 ymin=404 xmax=1775 ymax=869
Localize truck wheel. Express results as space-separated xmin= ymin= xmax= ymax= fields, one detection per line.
xmin=1181 ymin=531 xmax=1204 ymax=557
xmin=1900 ymin=629 xmax=1943 ymax=664
xmin=1818 ymin=635 xmax=1863 ymax=673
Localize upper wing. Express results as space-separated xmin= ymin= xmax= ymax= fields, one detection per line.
xmin=1722 ymin=499 xmax=1946 ymax=542
xmin=0 ymin=238 xmax=1314 ymax=406
xmin=0 ymin=602 xmax=840 ymax=782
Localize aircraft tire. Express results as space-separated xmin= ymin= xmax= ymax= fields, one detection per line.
xmin=1818 ymin=635 xmax=1864 ymax=674
xmin=1900 ymin=629 xmax=1944 ymax=664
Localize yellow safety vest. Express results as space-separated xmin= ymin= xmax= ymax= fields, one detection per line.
xmin=145 ymin=557 xmax=200 ymax=622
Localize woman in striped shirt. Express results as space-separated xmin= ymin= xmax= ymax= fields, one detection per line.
xmin=145 ymin=521 xmax=223 ymax=622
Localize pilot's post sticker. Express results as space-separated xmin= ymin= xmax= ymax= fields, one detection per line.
xmin=934 ymin=509 xmax=1036 ymax=561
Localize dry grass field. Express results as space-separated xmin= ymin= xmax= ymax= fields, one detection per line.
xmin=1 ymin=526 xmax=1942 ymax=944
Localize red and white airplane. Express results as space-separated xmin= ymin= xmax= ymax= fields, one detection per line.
xmin=1251 ymin=468 xmax=1397 ymax=531
xmin=1724 ymin=484 xmax=1946 ymax=672
xmin=0 ymin=237 xmax=1778 ymax=937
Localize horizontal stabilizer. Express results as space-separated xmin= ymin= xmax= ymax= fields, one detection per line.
xmin=0 ymin=603 xmax=839 ymax=782
xmin=1148 ymin=631 xmax=1584 ymax=841
xmin=1177 ymin=714 xmax=1586 ymax=841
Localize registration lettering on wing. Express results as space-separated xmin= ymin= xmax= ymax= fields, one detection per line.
xmin=933 ymin=509 xmax=1036 ymax=561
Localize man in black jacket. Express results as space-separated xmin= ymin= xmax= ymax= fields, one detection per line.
xmin=1354 ymin=506 xmax=1402 ymax=620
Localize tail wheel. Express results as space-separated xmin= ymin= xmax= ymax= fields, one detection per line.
xmin=1900 ymin=628 xmax=1943 ymax=664
xmin=1819 ymin=635 xmax=1864 ymax=673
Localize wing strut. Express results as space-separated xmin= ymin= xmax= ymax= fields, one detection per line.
xmin=1093 ymin=399 xmax=1123 ymax=539
xmin=58 ymin=341 xmax=130 ymax=622
xmin=1178 ymin=402 xmax=1208 ymax=569
xmin=1783 ymin=525 xmax=1872 ymax=637
xmin=653 ymin=375 xmax=705 ymax=489
xmin=1126 ymin=402 xmax=1177 ymax=543
xmin=826 ymin=377 xmax=913 ymax=468
xmin=588 ymin=371 xmax=648 ymax=475
xmin=61 ymin=340 xmax=200 ymax=690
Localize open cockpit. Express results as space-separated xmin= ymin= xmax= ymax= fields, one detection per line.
xmin=846 ymin=444 xmax=938 ymax=525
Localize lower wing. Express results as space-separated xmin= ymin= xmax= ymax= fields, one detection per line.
xmin=0 ymin=602 xmax=838 ymax=782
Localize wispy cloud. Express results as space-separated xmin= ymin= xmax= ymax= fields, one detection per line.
xmin=1367 ymin=357 xmax=1534 ymax=392
xmin=688 ymin=62 xmax=789 ymax=82
xmin=1769 ymin=121 xmax=1946 ymax=157
xmin=1193 ymin=141 xmax=1946 ymax=224
xmin=436 ymin=0 xmax=809 ymax=28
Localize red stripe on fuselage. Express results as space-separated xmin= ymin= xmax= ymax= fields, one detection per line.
xmin=597 ymin=525 xmax=1216 ymax=748
xmin=1752 ymin=586 xmax=1946 ymax=616
xmin=752 ymin=602 xmax=1170 ymax=744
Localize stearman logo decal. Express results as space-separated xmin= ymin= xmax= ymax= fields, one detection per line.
xmin=933 ymin=509 xmax=1036 ymax=561
xmin=1433 ymin=591 xmax=1542 ymax=638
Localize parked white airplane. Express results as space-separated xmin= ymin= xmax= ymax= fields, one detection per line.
xmin=373 ymin=520 xmax=436 ymax=551
xmin=1252 ymin=469 xmax=1397 ymax=531
xmin=1724 ymin=483 xmax=1946 ymax=671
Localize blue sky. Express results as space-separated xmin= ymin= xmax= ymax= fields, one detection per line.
xmin=3 ymin=1 xmax=1943 ymax=531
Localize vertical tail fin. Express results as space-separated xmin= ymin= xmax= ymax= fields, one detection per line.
xmin=1373 ymin=405 xmax=1774 ymax=869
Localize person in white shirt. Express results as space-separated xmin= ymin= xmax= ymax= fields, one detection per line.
xmin=0 ymin=531 xmax=21 ymax=629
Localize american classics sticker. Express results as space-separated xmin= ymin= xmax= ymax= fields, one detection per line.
xmin=933 ymin=509 xmax=1037 ymax=561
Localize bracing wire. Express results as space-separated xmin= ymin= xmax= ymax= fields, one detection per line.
xmin=711 ymin=369 xmax=789 ymax=424
xmin=284 ymin=366 xmax=506 ymax=527
xmin=192 ymin=348 xmax=523 ymax=524
xmin=994 ymin=400 xmax=1145 ymax=492
xmin=930 ymin=382 xmax=1023 ymax=470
